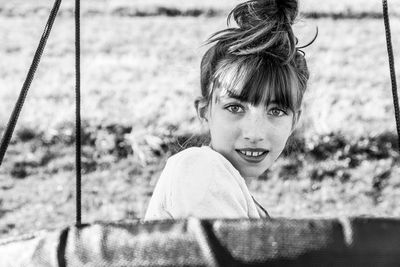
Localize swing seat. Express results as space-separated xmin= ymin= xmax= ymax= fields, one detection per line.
xmin=1 ymin=217 xmax=400 ymax=266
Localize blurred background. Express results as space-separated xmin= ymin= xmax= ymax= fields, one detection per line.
xmin=0 ymin=0 xmax=399 ymax=238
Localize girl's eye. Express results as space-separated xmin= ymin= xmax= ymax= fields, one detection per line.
xmin=226 ymin=104 xmax=244 ymax=114
xmin=269 ymin=107 xmax=287 ymax=117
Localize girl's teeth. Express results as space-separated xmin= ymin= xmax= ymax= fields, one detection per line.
xmin=240 ymin=150 xmax=264 ymax=157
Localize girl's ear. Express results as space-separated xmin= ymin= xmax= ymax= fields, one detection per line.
xmin=291 ymin=109 xmax=302 ymax=133
xmin=194 ymin=97 xmax=209 ymax=122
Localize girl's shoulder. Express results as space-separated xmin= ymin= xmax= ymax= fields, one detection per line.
xmin=169 ymin=146 xmax=219 ymax=164
xmin=167 ymin=146 xmax=236 ymax=173
xmin=164 ymin=146 xmax=241 ymax=183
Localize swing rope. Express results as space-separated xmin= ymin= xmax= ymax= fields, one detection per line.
xmin=382 ymin=0 xmax=400 ymax=153
xmin=0 ymin=0 xmax=83 ymax=226
xmin=0 ymin=0 xmax=62 ymax=165
xmin=75 ymin=0 xmax=82 ymax=226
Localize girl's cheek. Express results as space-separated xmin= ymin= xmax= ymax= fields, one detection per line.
xmin=269 ymin=120 xmax=293 ymax=142
xmin=267 ymin=119 xmax=292 ymax=134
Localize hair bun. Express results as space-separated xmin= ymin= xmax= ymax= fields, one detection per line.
xmin=233 ymin=0 xmax=298 ymax=29
xmin=208 ymin=0 xmax=300 ymax=62
xmin=275 ymin=0 xmax=298 ymax=25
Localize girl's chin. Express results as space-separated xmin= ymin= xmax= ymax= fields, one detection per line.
xmin=233 ymin=157 xmax=272 ymax=179
xmin=237 ymin=162 xmax=271 ymax=178
xmin=239 ymin=168 xmax=265 ymax=180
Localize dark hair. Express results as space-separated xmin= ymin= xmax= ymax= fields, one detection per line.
xmin=199 ymin=0 xmax=311 ymax=113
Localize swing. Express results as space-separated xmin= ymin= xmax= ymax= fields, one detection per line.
xmin=1 ymin=0 xmax=400 ymax=266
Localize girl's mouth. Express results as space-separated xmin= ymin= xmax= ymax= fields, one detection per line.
xmin=235 ymin=149 xmax=269 ymax=163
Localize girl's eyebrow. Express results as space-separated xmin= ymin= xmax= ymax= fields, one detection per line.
xmin=216 ymin=94 xmax=241 ymax=103
xmin=220 ymin=89 xmax=284 ymax=107
xmin=224 ymin=89 xmax=245 ymax=101
xmin=214 ymin=88 xmax=240 ymax=101
xmin=226 ymin=94 xmax=244 ymax=101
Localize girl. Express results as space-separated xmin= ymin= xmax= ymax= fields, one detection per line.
xmin=145 ymin=0 xmax=311 ymax=220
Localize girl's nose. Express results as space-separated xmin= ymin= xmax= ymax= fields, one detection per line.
xmin=241 ymin=111 xmax=266 ymax=143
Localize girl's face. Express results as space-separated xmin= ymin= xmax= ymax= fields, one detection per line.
xmin=201 ymin=87 xmax=298 ymax=179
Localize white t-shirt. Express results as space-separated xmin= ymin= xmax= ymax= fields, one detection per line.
xmin=144 ymin=146 xmax=269 ymax=220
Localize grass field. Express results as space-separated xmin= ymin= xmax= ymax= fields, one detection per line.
xmin=2 ymin=0 xmax=400 ymax=17
xmin=0 ymin=0 xmax=400 ymax=238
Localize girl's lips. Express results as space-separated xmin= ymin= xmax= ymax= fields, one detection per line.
xmin=236 ymin=150 xmax=269 ymax=163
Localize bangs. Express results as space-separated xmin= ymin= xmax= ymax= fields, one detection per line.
xmin=211 ymin=56 xmax=301 ymax=111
